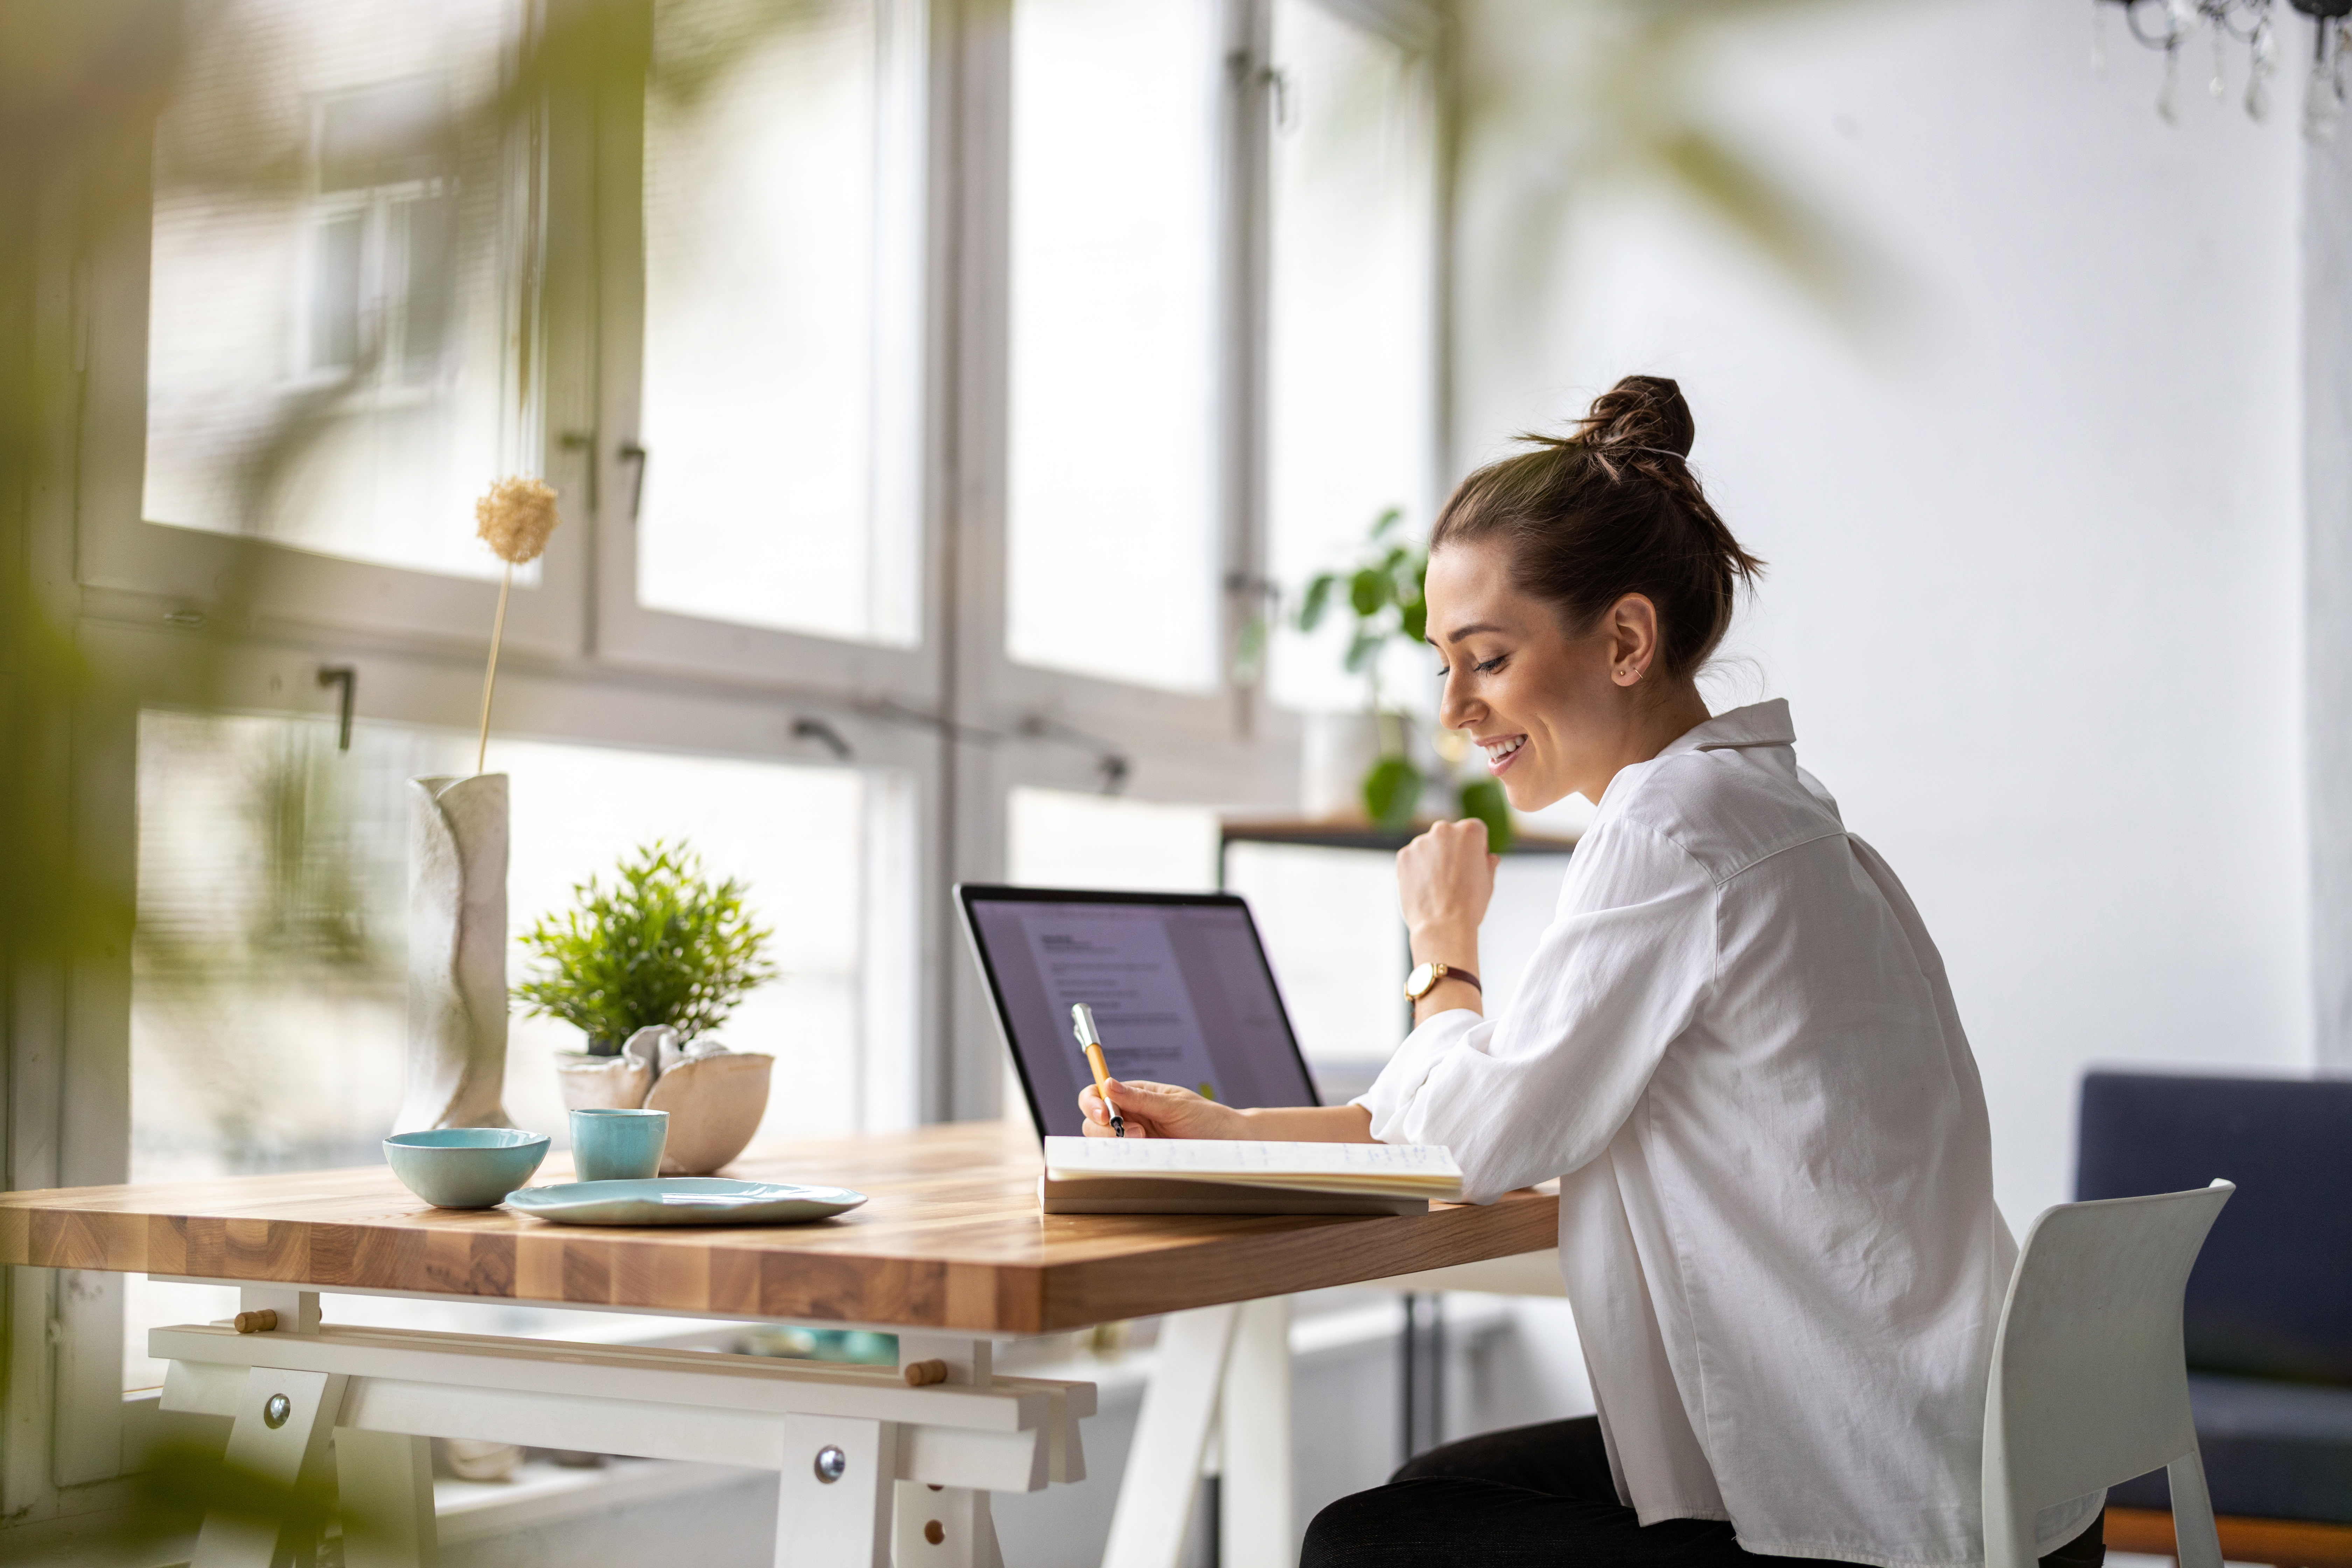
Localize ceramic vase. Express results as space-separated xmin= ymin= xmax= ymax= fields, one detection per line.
xmin=396 ymin=773 xmax=513 ymax=1133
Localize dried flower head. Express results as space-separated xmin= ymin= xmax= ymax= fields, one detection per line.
xmin=475 ymin=477 xmax=560 ymax=566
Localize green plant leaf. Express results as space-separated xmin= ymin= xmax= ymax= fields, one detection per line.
xmin=512 ymin=838 xmax=778 ymax=1044
xmin=1232 ymin=615 xmax=1267 ymax=684
xmin=1296 ymin=572 xmax=1335 ymax=633
xmin=1349 ymin=567 xmax=1385 ymax=619
xmin=1343 ymin=629 xmax=1385 ymax=675
xmin=1400 ymin=593 xmax=1427 ymax=644
xmin=1457 ymin=777 xmax=1515 ymax=853
xmin=1370 ymin=506 xmax=1404 ymax=539
xmin=1363 ymin=755 xmax=1424 ymax=830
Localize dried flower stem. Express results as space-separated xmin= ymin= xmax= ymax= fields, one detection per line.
xmin=476 ymin=562 xmax=512 ymax=775
xmin=469 ymin=476 xmax=559 ymax=775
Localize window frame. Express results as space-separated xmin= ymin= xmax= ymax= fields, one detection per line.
xmin=5 ymin=0 xmax=1448 ymax=1527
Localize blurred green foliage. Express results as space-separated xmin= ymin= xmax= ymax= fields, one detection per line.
xmin=514 ymin=839 xmax=778 ymax=1051
xmin=1288 ymin=509 xmax=1513 ymax=846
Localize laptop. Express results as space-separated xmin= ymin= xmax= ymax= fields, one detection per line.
xmin=955 ymin=884 xmax=1323 ymax=1141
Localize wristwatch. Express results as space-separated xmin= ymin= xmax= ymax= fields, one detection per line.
xmin=1405 ymin=961 xmax=1482 ymax=1003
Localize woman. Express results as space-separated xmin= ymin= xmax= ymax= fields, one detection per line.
xmin=1080 ymin=377 xmax=2102 ymax=1568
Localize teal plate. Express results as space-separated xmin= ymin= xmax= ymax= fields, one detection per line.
xmin=505 ymin=1178 xmax=867 ymax=1227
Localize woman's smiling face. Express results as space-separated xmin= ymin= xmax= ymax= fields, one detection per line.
xmin=1424 ymin=538 xmax=1670 ymax=812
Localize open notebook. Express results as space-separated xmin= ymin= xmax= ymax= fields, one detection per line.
xmin=1040 ymin=1136 xmax=1464 ymax=1216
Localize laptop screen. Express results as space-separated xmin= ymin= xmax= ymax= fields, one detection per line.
xmin=957 ymin=886 xmax=1322 ymax=1139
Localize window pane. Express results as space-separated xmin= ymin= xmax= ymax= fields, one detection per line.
xmin=126 ymin=709 xmax=883 ymax=1386
xmin=636 ymin=0 xmax=923 ymax=644
xmin=1003 ymin=0 xmax=1222 ymax=693
xmin=1265 ymin=1 xmax=1435 ymax=712
xmin=143 ymin=0 xmax=537 ymax=581
xmin=1006 ymin=788 xmax=1220 ymax=892
xmin=1220 ymin=842 xmax=1406 ymax=1093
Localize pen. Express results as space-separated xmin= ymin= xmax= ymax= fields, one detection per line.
xmin=1071 ymin=1003 xmax=1125 ymax=1137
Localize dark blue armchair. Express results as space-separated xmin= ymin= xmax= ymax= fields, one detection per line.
xmin=2074 ymin=1071 xmax=2352 ymax=1562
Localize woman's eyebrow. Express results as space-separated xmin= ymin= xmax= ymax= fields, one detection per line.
xmin=1443 ymin=622 xmax=1509 ymax=644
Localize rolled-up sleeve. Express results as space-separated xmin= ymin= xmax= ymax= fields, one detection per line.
xmin=1352 ymin=818 xmax=1718 ymax=1202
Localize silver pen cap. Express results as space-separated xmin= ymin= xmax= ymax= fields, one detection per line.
xmin=1071 ymin=1002 xmax=1101 ymax=1049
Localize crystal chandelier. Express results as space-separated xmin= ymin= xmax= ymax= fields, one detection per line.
xmin=2093 ymin=0 xmax=2352 ymax=132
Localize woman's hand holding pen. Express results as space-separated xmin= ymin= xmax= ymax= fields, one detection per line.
xmin=1079 ymin=1079 xmax=1241 ymax=1139
xmin=1080 ymin=1080 xmax=1378 ymax=1142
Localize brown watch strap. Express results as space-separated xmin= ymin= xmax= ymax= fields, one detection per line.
xmin=1412 ymin=962 xmax=1482 ymax=1000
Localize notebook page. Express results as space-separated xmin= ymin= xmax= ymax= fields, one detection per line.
xmin=1043 ymin=1136 xmax=1462 ymax=1198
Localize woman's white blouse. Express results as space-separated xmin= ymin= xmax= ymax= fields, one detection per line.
xmin=1359 ymin=702 xmax=2096 ymax=1568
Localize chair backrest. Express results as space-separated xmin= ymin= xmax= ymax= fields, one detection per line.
xmin=1982 ymin=1181 xmax=2233 ymax=1568
xmin=2076 ymin=1071 xmax=2352 ymax=1382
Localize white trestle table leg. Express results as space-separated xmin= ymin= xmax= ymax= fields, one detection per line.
xmin=335 ymin=1430 xmax=438 ymax=1568
xmin=776 ymin=1412 xmax=898 ymax=1568
xmin=1218 ymin=1296 xmax=1294 ymax=1568
xmin=893 ymin=1334 xmax=1005 ymax=1568
xmin=1101 ymin=1303 xmax=1242 ymax=1568
xmin=191 ymin=1364 xmax=348 ymax=1568
xmin=153 ymin=1284 xmax=1093 ymax=1568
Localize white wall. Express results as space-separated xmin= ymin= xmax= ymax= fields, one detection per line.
xmin=1454 ymin=0 xmax=2313 ymax=1225
xmin=2308 ymin=114 xmax=2352 ymax=1073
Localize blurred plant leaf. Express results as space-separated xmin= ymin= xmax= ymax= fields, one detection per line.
xmin=1232 ymin=612 xmax=1268 ymax=685
xmin=1297 ymin=572 xmax=1336 ymax=632
xmin=1363 ymin=755 xmax=1426 ymax=830
xmin=1457 ymin=777 xmax=1515 ymax=853
xmin=1400 ymin=593 xmax=1428 ymax=645
xmin=1454 ymin=0 xmax=1893 ymax=339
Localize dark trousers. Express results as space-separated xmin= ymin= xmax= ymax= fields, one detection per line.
xmin=1302 ymin=1417 xmax=2106 ymax=1568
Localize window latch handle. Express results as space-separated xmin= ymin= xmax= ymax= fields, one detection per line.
xmin=316 ymin=666 xmax=356 ymax=751
xmin=618 ymin=441 xmax=649 ymax=522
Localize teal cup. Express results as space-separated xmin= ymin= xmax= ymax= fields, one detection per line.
xmin=570 ymin=1107 xmax=669 ymax=1182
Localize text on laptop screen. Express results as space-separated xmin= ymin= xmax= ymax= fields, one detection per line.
xmin=965 ymin=896 xmax=1317 ymax=1139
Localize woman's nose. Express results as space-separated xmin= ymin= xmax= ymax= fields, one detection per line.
xmin=1438 ymin=672 xmax=1479 ymax=732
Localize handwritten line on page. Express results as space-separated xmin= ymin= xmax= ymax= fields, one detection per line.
xmin=1042 ymin=1137 xmax=1463 ymax=1202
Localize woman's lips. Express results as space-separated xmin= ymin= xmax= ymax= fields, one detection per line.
xmin=1481 ymin=734 xmax=1527 ymax=775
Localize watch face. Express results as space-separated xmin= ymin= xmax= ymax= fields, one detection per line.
xmin=1406 ymin=961 xmax=1436 ymax=999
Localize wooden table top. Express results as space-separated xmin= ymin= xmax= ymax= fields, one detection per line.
xmin=0 ymin=1123 xmax=1558 ymax=1334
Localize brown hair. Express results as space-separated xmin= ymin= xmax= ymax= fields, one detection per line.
xmin=1429 ymin=375 xmax=1763 ymax=681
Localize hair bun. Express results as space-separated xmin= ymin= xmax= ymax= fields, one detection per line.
xmin=1578 ymin=374 xmax=1695 ymax=460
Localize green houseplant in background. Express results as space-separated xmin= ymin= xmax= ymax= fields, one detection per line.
xmin=1295 ymin=509 xmax=1514 ymax=849
xmin=514 ymin=839 xmax=777 ymax=1055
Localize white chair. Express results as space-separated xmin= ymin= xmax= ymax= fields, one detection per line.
xmin=1983 ymin=1180 xmax=2235 ymax=1568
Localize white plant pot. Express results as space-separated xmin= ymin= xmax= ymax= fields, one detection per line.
xmin=552 ymin=1027 xmax=775 ymax=1176
xmin=645 ymin=1052 xmax=775 ymax=1175
xmin=1302 ymin=712 xmax=1385 ymax=820
xmin=397 ymin=774 xmax=512 ymax=1133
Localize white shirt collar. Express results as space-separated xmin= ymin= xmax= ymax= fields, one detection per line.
xmin=1654 ymin=698 xmax=1795 ymax=759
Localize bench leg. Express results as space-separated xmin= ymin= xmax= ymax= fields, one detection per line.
xmin=336 ymin=1430 xmax=438 ymax=1568
xmin=192 ymin=1366 xmax=348 ymax=1568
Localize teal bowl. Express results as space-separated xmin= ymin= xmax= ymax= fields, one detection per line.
xmin=383 ymin=1128 xmax=550 ymax=1210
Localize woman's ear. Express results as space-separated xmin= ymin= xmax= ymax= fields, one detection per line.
xmin=1607 ymin=594 xmax=1662 ymax=686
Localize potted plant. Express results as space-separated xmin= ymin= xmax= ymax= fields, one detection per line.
xmin=1290 ymin=509 xmax=1514 ymax=847
xmin=514 ymin=839 xmax=780 ymax=1173
xmin=516 ymin=838 xmax=776 ymax=1053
